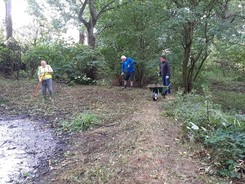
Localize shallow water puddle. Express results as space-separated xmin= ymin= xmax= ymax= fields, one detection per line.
xmin=0 ymin=119 xmax=58 ymax=184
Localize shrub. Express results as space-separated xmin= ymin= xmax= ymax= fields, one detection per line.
xmin=22 ymin=44 xmax=52 ymax=78
xmin=22 ymin=43 xmax=110 ymax=84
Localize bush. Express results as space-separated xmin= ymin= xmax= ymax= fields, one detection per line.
xmin=22 ymin=44 xmax=51 ymax=78
xmin=22 ymin=43 xmax=110 ymax=84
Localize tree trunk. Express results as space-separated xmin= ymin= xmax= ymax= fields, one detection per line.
xmin=87 ymin=25 xmax=96 ymax=48
xmin=5 ymin=0 xmax=13 ymax=39
xmin=182 ymin=50 xmax=191 ymax=93
xmin=79 ymin=0 xmax=130 ymax=48
xmin=182 ymin=24 xmax=193 ymax=93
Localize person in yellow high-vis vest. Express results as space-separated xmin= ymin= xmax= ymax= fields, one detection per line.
xmin=37 ymin=60 xmax=53 ymax=100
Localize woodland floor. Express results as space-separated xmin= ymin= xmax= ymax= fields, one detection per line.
xmin=0 ymin=77 xmax=238 ymax=184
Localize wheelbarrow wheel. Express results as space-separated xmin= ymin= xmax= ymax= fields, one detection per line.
xmin=152 ymin=93 xmax=158 ymax=101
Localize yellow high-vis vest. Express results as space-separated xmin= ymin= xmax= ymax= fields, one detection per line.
xmin=38 ymin=65 xmax=53 ymax=80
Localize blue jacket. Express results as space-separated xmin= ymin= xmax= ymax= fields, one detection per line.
xmin=121 ymin=57 xmax=135 ymax=73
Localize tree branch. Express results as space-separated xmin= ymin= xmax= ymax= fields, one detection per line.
xmin=89 ymin=0 xmax=97 ymax=24
xmin=78 ymin=0 xmax=90 ymax=27
xmin=97 ymin=0 xmax=132 ymax=18
xmin=193 ymin=51 xmax=208 ymax=81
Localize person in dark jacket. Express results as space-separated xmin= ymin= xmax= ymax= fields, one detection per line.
xmin=160 ymin=55 xmax=171 ymax=94
xmin=121 ymin=55 xmax=135 ymax=88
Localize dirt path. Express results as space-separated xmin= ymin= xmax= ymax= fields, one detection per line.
xmin=123 ymin=100 xmax=202 ymax=183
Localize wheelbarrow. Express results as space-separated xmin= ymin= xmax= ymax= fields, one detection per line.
xmin=148 ymin=84 xmax=170 ymax=101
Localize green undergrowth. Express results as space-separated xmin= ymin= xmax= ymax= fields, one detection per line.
xmin=163 ymin=86 xmax=245 ymax=179
xmin=212 ymin=91 xmax=245 ymax=113
xmin=208 ymin=75 xmax=245 ymax=113
xmin=60 ymin=112 xmax=100 ymax=132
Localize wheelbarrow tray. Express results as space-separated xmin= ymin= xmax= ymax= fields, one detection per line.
xmin=147 ymin=84 xmax=169 ymax=101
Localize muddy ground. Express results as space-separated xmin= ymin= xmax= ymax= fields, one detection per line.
xmin=0 ymin=77 xmax=238 ymax=184
xmin=0 ymin=117 xmax=65 ymax=184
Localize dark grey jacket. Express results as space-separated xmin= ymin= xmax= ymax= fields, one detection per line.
xmin=160 ymin=61 xmax=171 ymax=76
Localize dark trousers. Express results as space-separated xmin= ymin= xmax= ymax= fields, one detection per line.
xmin=41 ymin=79 xmax=53 ymax=98
xmin=162 ymin=76 xmax=171 ymax=94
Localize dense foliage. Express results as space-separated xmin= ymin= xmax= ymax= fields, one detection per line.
xmin=22 ymin=43 xmax=109 ymax=84
xmin=163 ymin=86 xmax=245 ymax=178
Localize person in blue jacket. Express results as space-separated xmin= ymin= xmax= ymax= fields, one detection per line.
xmin=121 ymin=55 xmax=135 ymax=88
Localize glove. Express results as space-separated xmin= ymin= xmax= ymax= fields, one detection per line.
xmin=121 ymin=72 xmax=124 ymax=75
xmin=128 ymin=65 xmax=130 ymax=68
xmin=166 ymin=76 xmax=169 ymax=79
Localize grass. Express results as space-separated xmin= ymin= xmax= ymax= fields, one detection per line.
xmin=0 ymin=76 xmax=142 ymax=124
xmin=212 ymin=91 xmax=245 ymax=113
xmin=208 ymin=78 xmax=245 ymax=113
xmin=61 ymin=112 xmax=100 ymax=132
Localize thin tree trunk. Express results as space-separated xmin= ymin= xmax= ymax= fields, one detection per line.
xmin=182 ymin=49 xmax=191 ymax=93
xmin=79 ymin=32 xmax=85 ymax=44
xmin=5 ymin=0 xmax=13 ymax=39
xmin=182 ymin=24 xmax=193 ymax=93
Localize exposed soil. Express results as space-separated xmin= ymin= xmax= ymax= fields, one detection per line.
xmin=0 ymin=117 xmax=64 ymax=183
xmin=0 ymin=78 xmax=231 ymax=183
